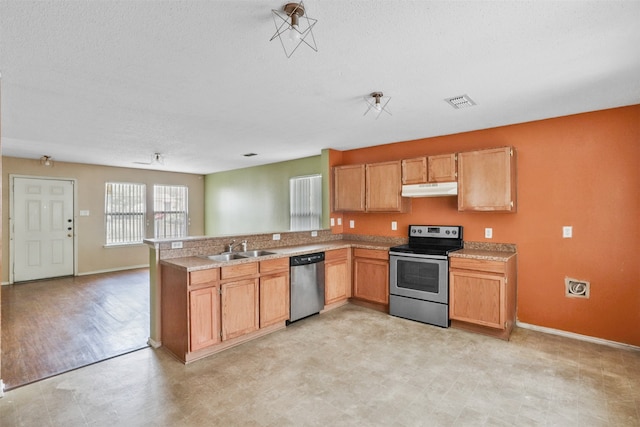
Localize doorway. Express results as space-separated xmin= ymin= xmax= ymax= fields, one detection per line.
xmin=10 ymin=176 xmax=76 ymax=283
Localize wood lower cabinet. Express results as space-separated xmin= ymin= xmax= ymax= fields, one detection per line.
xmin=352 ymin=248 xmax=389 ymax=309
xmin=259 ymin=258 xmax=290 ymax=328
xmin=220 ymin=262 xmax=259 ymax=340
xmin=449 ymin=255 xmax=517 ymax=340
xmin=324 ymin=248 xmax=351 ymax=306
xmin=161 ymin=265 xmax=221 ymax=361
xmin=189 ymin=286 xmax=220 ymax=351
xmin=458 ymin=147 xmax=517 ymax=212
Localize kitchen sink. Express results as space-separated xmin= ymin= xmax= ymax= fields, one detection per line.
xmin=237 ymin=250 xmax=276 ymax=258
xmin=201 ymin=253 xmax=246 ymax=262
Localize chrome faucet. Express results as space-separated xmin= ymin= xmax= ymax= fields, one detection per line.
xmin=227 ymin=239 xmax=247 ymax=253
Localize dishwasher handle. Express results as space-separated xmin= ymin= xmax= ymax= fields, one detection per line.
xmin=290 ymin=252 xmax=325 ymax=266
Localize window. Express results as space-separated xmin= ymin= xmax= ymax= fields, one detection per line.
xmin=105 ymin=182 xmax=146 ymax=245
xmin=290 ymin=174 xmax=322 ymax=231
xmin=154 ymin=185 xmax=188 ymax=238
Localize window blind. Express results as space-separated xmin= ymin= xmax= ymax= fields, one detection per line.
xmin=154 ymin=185 xmax=188 ymax=239
xmin=290 ymin=175 xmax=322 ymax=231
xmin=105 ymin=182 xmax=146 ymax=245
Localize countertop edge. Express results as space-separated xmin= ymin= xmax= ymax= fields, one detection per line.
xmin=160 ymin=240 xmax=392 ymax=272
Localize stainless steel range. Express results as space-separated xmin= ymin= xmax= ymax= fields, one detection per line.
xmin=389 ymin=225 xmax=463 ymax=328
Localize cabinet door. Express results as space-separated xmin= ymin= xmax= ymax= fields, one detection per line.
xmin=428 ymin=153 xmax=457 ymax=182
xmin=259 ymin=272 xmax=290 ymax=328
xmin=353 ymin=257 xmax=389 ymax=305
xmin=325 ymin=259 xmax=349 ymax=305
xmin=189 ymin=286 xmax=220 ymax=351
xmin=221 ymin=279 xmax=259 ymax=340
xmin=334 ymin=164 xmax=366 ymax=212
xmin=458 ymin=147 xmax=516 ymax=212
xmin=449 ymin=270 xmax=505 ymax=329
xmin=402 ymin=157 xmax=427 ymax=184
xmin=366 ymin=161 xmax=404 ymax=212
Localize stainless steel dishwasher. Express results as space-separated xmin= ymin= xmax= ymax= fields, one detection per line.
xmin=289 ymin=252 xmax=325 ymax=323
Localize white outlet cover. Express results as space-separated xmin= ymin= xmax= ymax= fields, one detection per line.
xmin=171 ymin=241 xmax=183 ymax=249
xmin=563 ymin=226 xmax=573 ymax=238
xmin=349 ymin=220 xmax=355 ymax=228
xmin=311 ymin=231 xmax=318 ymax=237
xmin=485 ymin=228 xmax=493 ymax=239
xmin=330 ymin=218 xmax=335 ymax=226
xmin=391 ymin=221 xmax=397 ymax=231
xmin=337 ymin=218 xmax=342 ymax=225
xmin=273 ymin=233 xmax=281 ymax=240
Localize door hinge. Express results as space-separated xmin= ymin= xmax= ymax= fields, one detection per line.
xmin=510 ymin=201 xmax=514 ymax=208
xmin=510 ymin=148 xmax=514 ymax=156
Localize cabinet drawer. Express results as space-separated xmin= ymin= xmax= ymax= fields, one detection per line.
xmin=450 ymin=257 xmax=506 ymax=274
xmin=325 ymin=248 xmax=349 ymax=262
xmin=353 ymin=248 xmax=388 ymax=260
xmin=221 ymin=262 xmax=259 ymax=280
xmin=189 ymin=268 xmax=219 ymax=286
xmin=259 ymin=257 xmax=289 ymax=274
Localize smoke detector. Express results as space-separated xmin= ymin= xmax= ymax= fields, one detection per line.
xmin=445 ymin=94 xmax=476 ymax=109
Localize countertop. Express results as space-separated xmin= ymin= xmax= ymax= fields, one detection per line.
xmin=160 ymin=240 xmax=393 ymax=272
xmin=449 ymin=248 xmax=516 ymax=262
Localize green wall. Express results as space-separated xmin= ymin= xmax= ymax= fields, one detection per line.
xmin=205 ymin=155 xmax=327 ymax=235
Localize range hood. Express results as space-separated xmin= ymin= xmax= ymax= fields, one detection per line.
xmin=402 ymin=182 xmax=458 ymax=197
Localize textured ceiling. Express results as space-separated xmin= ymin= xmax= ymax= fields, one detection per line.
xmin=1 ymin=1 xmax=639 ymax=174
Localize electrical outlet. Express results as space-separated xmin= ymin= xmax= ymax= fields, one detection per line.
xmin=337 ymin=218 xmax=342 ymax=225
xmin=273 ymin=233 xmax=281 ymax=240
xmin=330 ymin=218 xmax=335 ymax=226
xmin=391 ymin=221 xmax=397 ymax=231
xmin=171 ymin=241 xmax=183 ymax=249
xmin=563 ymin=226 xmax=572 ymax=238
xmin=311 ymin=231 xmax=318 ymax=237
xmin=349 ymin=220 xmax=355 ymax=229
xmin=485 ymin=228 xmax=493 ymax=239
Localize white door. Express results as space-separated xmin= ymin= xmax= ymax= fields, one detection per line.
xmin=13 ymin=177 xmax=75 ymax=282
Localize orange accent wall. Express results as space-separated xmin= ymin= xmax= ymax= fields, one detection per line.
xmin=330 ymin=105 xmax=640 ymax=347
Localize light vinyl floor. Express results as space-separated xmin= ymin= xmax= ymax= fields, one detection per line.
xmin=0 ymin=304 xmax=638 ymax=426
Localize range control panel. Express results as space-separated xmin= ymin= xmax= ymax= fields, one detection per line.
xmin=408 ymin=225 xmax=462 ymax=239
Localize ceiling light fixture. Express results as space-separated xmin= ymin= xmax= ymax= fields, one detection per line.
xmin=40 ymin=155 xmax=54 ymax=167
xmin=364 ymin=92 xmax=392 ymax=119
xmin=270 ymin=2 xmax=318 ymax=58
xmin=133 ymin=153 xmax=164 ymax=166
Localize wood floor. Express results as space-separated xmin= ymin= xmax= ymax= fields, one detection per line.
xmin=1 ymin=268 xmax=150 ymax=390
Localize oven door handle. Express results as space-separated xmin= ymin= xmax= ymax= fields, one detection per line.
xmin=389 ymin=252 xmax=448 ymax=260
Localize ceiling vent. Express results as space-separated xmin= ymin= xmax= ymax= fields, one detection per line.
xmin=445 ymin=94 xmax=476 ymax=109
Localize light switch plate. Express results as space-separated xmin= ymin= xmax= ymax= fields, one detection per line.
xmin=171 ymin=241 xmax=183 ymax=249
xmin=485 ymin=228 xmax=493 ymax=239
xmin=273 ymin=233 xmax=281 ymax=240
xmin=563 ymin=226 xmax=572 ymax=238
xmin=337 ymin=218 xmax=342 ymax=225
xmin=311 ymin=231 xmax=318 ymax=237
xmin=391 ymin=221 xmax=397 ymax=231
xmin=349 ymin=220 xmax=355 ymax=229
xmin=330 ymin=218 xmax=335 ymax=226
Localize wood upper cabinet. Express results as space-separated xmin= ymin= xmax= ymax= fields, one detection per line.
xmin=403 ymin=154 xmax=457 ymax=184
xmin=334 ymin=161 xmax=408 ymax=213
xmin=449 ymin=255 xmax=517 ymax=340
xmin=352 ymin=248 xmax=389 ymax=307
xmin=324 ymin=248 xmax=351 ymax=305
xmin=366 ymin=161 xmax=407 ymax=212
xmin=334 ymin=164 xmax=366 ymax=212
xmin=428 ymin=153 xmax=457 ymax=182
xmin=220 ymin=263 xmax=259 ymax=341
xmin=458 ymin=147 xmax=517 ymax=212
xmin=259 ymin=258 xmax=290 ymax=328
xmin=402 ymin=157 xmax=427 ymax=184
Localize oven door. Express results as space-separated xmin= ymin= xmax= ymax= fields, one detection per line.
xmin=389 ymin=253 xmax=448 ymax=304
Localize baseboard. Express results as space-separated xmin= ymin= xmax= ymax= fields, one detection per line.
xmin=516 ymin=321 xmax=640 ymax=352
xmin=147 ymin=338 xmax=162 ymax=348
xmin=77 ymin=265 xmax=149 ymax=276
